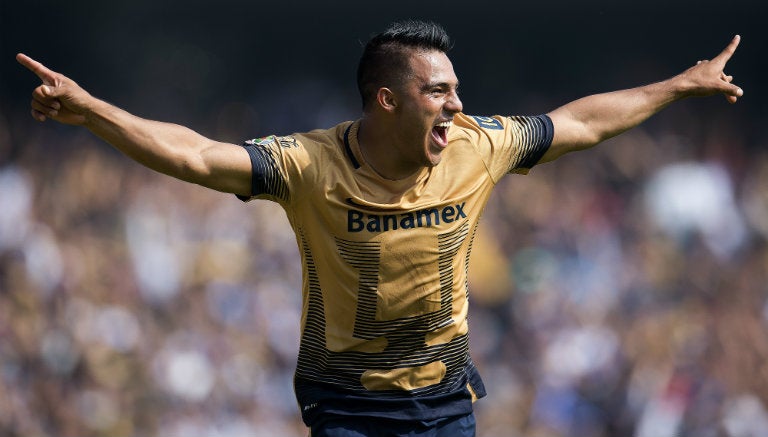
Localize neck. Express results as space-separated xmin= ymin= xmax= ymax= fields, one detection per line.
xmin=357 ymin=116 xmax=421 ymax=180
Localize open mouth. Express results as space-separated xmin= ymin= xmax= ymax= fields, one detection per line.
xmin=431 ymin=120 xmax=452 ymax=148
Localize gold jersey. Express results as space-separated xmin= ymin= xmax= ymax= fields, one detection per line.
xmin=239 ymin=112 xmax=553 ymax=423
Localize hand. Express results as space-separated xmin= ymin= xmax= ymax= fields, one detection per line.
xmin=678 ymin=35 xmax=744 ymax=103
xmin=16 ymin=53 xmax=92 ymax=125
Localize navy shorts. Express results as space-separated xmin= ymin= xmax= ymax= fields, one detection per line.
xmin=309 ymin=412 xmax=476 ymax=437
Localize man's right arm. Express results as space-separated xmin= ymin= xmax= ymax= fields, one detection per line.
xmin=17 ymin=53 xmax=252 ymax=196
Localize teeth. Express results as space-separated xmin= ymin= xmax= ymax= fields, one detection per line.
xmin=435 ymin=121 xmax=452 ymax=128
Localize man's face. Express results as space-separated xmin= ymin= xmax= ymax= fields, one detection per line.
xmin=391 ymin=49 xmax=463 ymax=171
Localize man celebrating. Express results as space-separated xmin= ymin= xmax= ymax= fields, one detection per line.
xmin=18 ymin=20 xmax=742 ymax=437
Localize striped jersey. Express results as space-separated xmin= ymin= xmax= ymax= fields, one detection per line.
xmin=238 ymin=112 xmax=553 ymax=424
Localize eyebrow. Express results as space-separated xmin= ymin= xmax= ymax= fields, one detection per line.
xmin=420 ymin=80 xmax=460 ymax=92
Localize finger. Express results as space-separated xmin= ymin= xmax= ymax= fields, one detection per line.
xmin=32 ymin=85 xmax=61 ymax=107
xmin=31 ymin=98 xmax=59 ymax=118
xmin=16 ymin=53 xmax=57 ymax=85
xmin=31 ymin=109 xmax=47 ymax=122
xmin=712 ymin=35 xmax=741 ymax=64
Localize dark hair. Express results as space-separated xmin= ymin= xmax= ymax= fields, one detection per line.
xmin=357 ymin=20 xmax=453 ymax=109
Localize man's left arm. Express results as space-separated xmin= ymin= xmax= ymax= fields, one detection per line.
xmin=540 ymin=35 xmax=743 ymax=164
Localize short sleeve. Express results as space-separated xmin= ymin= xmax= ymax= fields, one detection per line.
xmin=506 ymin=114 xmax=554 ymax=174
xmin=460 ymin=114 xmax=553 ymax=181
xmin=235 ymin=135 xmax=307 ymax=204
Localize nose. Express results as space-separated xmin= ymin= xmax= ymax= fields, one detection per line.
xmin=445 ymin=91 xmax=463 ymax=114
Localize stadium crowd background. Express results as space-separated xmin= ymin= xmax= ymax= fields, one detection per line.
xmin=1 ymin=1 xmax=768 ymax=436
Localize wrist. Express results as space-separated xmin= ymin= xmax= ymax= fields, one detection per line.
xmin=82 ymin=97 xmax=112 ymax=127
xmin=656 ymin=75 xmax=691 ymax=102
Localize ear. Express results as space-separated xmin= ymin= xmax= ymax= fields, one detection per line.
xmin=376 ymin=87 xmax=397 ymax=112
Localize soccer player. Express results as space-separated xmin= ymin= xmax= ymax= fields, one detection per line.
xmin=18 ymin=20 xmax=742 ymax=437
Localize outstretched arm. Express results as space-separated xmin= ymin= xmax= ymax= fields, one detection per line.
xmin=17 ymin=53 xmax=252 ymax=196
xmin=540 ymin=35 xmax=743 ymax=164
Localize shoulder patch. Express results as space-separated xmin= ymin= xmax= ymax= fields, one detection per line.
xmin=245 ymin=135 xmax=300 ymax=148
xmin=246 ymin=135 xmax=277 ymax=146
xmin=469 ymin=116 xmax=503 ymax=130
xmin=276 ymin=136 xmax=300 ymax=148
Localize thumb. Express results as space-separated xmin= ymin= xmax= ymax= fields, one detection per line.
xmin=41 ymin=84 xmax=63 ymax=99
xmin=724 ymin=82 xmax=744 ymax=99
xmin=40 ymin=83 xmax=67 ymax=103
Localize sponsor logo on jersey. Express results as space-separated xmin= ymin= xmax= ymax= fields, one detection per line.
xmin=347 ymin=203 xmax=467 ymax=233
xmin=470 ymin=115 xmax=503 ymax=130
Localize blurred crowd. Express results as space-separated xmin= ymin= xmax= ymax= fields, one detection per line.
xmin=1 ymin=90 xmax=768 ymax=437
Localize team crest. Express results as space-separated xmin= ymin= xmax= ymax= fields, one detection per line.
xmin=469 ymin=115 xmax=503 ymax=130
